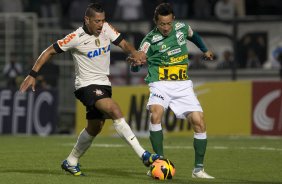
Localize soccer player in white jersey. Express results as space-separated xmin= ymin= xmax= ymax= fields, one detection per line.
xmin=19 ymin=3 xmax=159 ymax=176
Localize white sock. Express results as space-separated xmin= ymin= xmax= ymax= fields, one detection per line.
xmin=67 ymin=128 xmax=94 ymax=166
xmin=194 ymin=132 xmax=207 ymax=139
xmin=113 ymin=118 xmax=145 ymax=158
xmin=149 ymin=122 xmax=162 ymax=131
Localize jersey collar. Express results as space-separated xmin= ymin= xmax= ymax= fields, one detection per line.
xmin=83 ymin=22 xmax=92 ymax=35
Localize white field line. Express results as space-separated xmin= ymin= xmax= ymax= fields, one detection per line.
xmin=61 ymin=143 xmax=282 ymax=151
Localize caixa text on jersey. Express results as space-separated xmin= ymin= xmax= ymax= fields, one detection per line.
xmin=87 ymin=45 xmax=111 ymax=58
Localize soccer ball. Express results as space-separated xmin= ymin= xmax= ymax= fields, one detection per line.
xmin=150 ymin=158 xmax=176 ymax=180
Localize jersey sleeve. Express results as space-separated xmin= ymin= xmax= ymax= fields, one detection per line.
xmin=54 ymin=31 xmax=79 ymax=52
xmin=187 ymin=24 xmax=194 ymax=38
xmin=139 ymin=38 xmax=152 ymax=56
xmin=104 ymin=22 xmax=121 ymax=43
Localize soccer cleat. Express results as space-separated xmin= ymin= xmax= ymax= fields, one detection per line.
xmin=192 ymin=168 xmax=215 ymax=179
xmin=61 ymin=160 xmax=85 ymax=176
xmin=142 ymin=151 xmax=161 ymax=167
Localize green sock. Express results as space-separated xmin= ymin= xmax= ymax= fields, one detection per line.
xmin=193 ymin=138 xmax=207 ymax=168
xmin=149 ymin=130 xmax=164 ymax=156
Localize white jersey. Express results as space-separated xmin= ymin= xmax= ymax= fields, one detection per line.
xmin=54 ymin=22 xmax=121 ymax=90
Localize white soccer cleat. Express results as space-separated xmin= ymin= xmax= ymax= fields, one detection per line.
xmin=192 ymin=169 xmax=215 ymax=179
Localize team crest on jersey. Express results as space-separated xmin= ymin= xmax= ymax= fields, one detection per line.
xmin=176 ymin=31 xmax=185 ymax=46
xmin=175 ymin=22 xmax=185 ymax=30
xmin=94 ymin=89 xmax=104 ymax=96
xmin=95 ymin=39 xmax=100 ymax=47
xmin=151 ymin=34 xmax=163 ymax=43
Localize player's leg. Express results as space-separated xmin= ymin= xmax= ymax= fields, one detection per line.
xmin=62 ymin=84 xmax=107 ymax=176
xmin=188 ymin=112 xmax=214 ymax=179
xmin=62 ymin=119 xmax=104 ymax=176
xmin=149 ymin=104 xmax=164 ymax=156
xmin=67 ymin=119 xmax=104 ymax=166
xmin=187 ymin=112 xmax=207 ymax=169
xmin=168 ymin=80 xmax=214 ymax=178
xmin=146 ymin=82 xmax=170 ymax=157
xmin=95 ymin=98 xmax=160 ymax=166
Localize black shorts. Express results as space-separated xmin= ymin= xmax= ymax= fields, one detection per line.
xmin=74 ymin=84 xmax=112 ymax=120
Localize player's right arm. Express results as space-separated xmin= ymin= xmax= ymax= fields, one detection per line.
xmin=130 ymin=38 xmax=151 ymax=72
xmin=19 ymin=45 xmax=58 ymax=93
xmin=20 ymin=31 xmax=79 ymax=93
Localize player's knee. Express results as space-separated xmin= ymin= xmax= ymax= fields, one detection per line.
xmin=86 ymin=120 xmax=105 ymax=136
xmin=149 ymin=106 xmax=164 ymax=123
xmin=189 ymin=112 xmax=206 ymax=132
xmin=108 ymin=104 xmax=123 ymax=118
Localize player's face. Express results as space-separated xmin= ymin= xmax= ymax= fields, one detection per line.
xmin=85 ymin=12 xmax=105 ymax=36
xmin=156 ymin=14 xmax=174 ymax=37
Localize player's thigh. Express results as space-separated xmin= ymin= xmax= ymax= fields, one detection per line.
xmin=95 ymin=98 xmax=123 ymax=119
xmin=147 ymin=82 xmax=170 ymax=110
xmin=169 ymin=80 xmax=203 ymax=119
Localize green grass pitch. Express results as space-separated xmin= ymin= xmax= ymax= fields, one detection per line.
xmin=0 ymin=135 xmax=281 ymax=184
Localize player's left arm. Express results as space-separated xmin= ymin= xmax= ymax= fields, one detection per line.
xmin=118 ymin=39 xmax=146 ymax=65
xmin=187 ymin=26 xmax=214 ymax=61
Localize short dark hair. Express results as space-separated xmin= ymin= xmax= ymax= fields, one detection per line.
xmin=154 ymin=3 xmax=174 ymax=22
xmin=85 ymin=3 xmax=105 ymax=17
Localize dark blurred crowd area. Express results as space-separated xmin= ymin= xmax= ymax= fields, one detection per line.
xmin=1 ymin=0 xmax=282 ymax=26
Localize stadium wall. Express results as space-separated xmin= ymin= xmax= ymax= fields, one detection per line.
xmin=75 ymin=81 xmax=282 ymax=136
xmin=0 ymin=89 xmax=58 ymax=135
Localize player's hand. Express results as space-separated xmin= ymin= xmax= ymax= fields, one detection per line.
xmin=203 ymin=50 xmax=214 ymax=61
xmin=126 ymin=55 xmax=135 ymax=64
xmin=127 ymin=55 xmax=145 ymax=66
xmin=19 ymin=75 xmax=36 ymax=93
xmin=131 ymin=51 xmax=147 ymax=65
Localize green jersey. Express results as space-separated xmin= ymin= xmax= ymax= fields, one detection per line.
xmin=139 ymin=21 xmax=193 ymax=84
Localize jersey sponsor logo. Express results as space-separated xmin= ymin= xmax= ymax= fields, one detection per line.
xmin=151 ymin=34 xmax=163 ymax=43
xmin=58 ymin=33 xmax=76 ymax=47
xmin=175 ymin=22 xmax=185 ymax=30
xmin=158 ymin=65 xmax=188 ymax=81
xmin=167 ymin=48 xmax=181 ymax=56
xmin=140 ymin=42 xmax=150 ymax=53
xmin=87 ymin=45 xmax=111 ymax=58
xmin=176 ymin=31 xmax=186 ymax=46
xmin=159 ymin=44 xmax=171 ymax=53
xmin=170 ymin=54 xmax=188 ymax=63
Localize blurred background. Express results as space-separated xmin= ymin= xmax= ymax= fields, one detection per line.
xmin=0 ymin=0 xmax=282 ymax=137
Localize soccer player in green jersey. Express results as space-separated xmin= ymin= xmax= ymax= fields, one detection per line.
xmin=130 ymin=3 xmax=214 ymax=179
